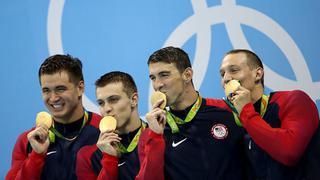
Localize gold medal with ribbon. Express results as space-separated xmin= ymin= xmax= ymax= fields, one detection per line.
xmin=116 ymin=122 xmax=146 ymax=154
xmin=166 ymin=94 xmax=202 ymax=133
xmin=224 ymin=94 xmax=269 ymax=126
xmin=48 ymin=111 xmax=89 ymax=142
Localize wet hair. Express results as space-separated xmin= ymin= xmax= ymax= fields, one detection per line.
xmin=225 ymin=49 xmax=264 ymax=86
xmin=38 ymin=54 xmax=84 ymax=85
xmin=95 ymin=71 xmax=137 ymax=97
xmin=147 ymin=46 xmax=191 ymax=73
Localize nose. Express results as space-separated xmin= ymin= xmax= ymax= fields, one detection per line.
xmin=153 ymin=78 xmax=164 ymax=91
xmin=101 ymin=103 xmax=112 ymax=117
xmin=49 ymin=92 xmax=60 ymax=102
xmin=223 ymin=72 xmax=233 ymax=84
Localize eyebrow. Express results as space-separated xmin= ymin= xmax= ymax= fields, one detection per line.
xmin=96 ymin=94 xmax=120 ymax=103
xmin=222 ymin=64 xmax=239 ymax=70
xmin=55 ymin=85 xmax=67 ymax=89
xmin=107 ymin=95 xmax=120 ymax=99
xmin=159 ymin=71 xmax=171 ymax=74
xmin=149 ymin=70 xmax=171 ymax=78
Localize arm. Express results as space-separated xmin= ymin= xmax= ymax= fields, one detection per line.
xmin=76 ymin=145 xmax=119 ymax=180
xmin=6 ymin=131 xmax=46 ymax=180
xmin=76 ymin=146 xmax=99 ymax=180
xmin=97 ymin=153 xmax=118 ymax=180
xmin=136 ymin=128 xmax=165 ymax=180
xmin=136 ymin=100 xmax=166 ymax=180
xmin=239 ymin=90 xmax=319 ymax=165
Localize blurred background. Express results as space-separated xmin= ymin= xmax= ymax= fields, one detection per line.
xmin=1 ymin=0 xmax=319 ymax=177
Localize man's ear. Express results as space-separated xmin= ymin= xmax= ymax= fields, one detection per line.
xmin=255 ymin=67 xmax=264 ymax=83
xmin=77 ymin=80 xmax=85 ymax=97
xmin=130 ymin=92 xmax=139 ymax=107
xmin=182 ymin=67 xmax=193 ymax=83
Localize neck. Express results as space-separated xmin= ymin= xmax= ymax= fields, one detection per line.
xmin=171 ymin=87 xmax=198 ymax=111
xmin=117 ymin=110 xmax=141 ymax=135
xmin=251 ymin=85 xmax=264 ymax=104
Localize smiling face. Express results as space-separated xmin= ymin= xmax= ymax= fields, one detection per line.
xmin=96 ymin=82 xmax=137 ymax=131
xmin=40 ymin=71 xmax=84 ymax=123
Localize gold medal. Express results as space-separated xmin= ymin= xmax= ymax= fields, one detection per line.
xmin=35 ymin=111 xmax=53 ymax=129
xmin=225 ymin=80 xmax=241 ymax=97
xmin=99 ymin=116 xmax=117 ymax=132
xmin=151 ymin=91 xmax=167 ymax=109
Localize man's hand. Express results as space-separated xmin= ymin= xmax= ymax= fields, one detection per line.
xmin=27 ymin=125 xmax=50 ymax=154
xmin=145 ymin=99 xmax=166 ymax=134
xmin=97 ymin=130 xmax=122 ymax=157
xmin=229 ymin=86 xmax=251 ymax=114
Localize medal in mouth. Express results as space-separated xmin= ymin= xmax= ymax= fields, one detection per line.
xmin=224 ymin=80 xmax=241 ymax=98
xmin=151 ymin=91 xmax=167 ymax=109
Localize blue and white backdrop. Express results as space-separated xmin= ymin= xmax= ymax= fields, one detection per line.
xmin=1 ymin=0 xmax=319 ymax=177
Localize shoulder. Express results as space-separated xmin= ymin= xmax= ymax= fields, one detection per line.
xmin=13 ymin=128 xmax=35 ymax=153
xmin=78 ymin=144 xmax=99 ymax=159
xmin=271 ymin=90 xmax=318 ymax=120
xmin=203 ymin=97 xmax=232 ymax=112
xmin=271 ymin=90 xmax=314 ymax=104
xmin=87 ymin=111 xmax=102 ymax=129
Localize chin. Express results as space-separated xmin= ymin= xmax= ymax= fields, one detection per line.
xmin=50 ymin=110 xmax=66 ymax=119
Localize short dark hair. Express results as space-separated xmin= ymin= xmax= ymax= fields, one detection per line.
xmin=225 ymin=49 xmax=264 ymax=86
xmin=95 ymin=71 xmax=137 ymax=97
xmin=147 ymin=46 xmax=191 ymax=73
xmin=38 ymin=54 xmax=84 ymax=85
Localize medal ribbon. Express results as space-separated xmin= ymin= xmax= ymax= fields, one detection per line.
xmin=48 ymin=111 xmax=89 ymax=142
xmin=116 ymin=122 xmax=146 ymax=154
xmin=166 ymin=94 xmax=202 ymax=133
xmin=224 ymin=94 xmax=269 ymax=127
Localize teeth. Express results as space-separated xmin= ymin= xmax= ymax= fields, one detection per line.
xmin=52 ymin=104 xmax=62 ymax=109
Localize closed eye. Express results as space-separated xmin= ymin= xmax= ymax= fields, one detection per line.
xmin=55 ymin=86 xmax=67 ymax=93
xmin=219 ymin=70 xmax=225 ymax=78
xmin=230 ymin=68 xmax=239 ymax=73
xmin=159 ymin=72 xmax=170 ymax=79
xmin=149 ymin=75 xmax=155 ymax=81
xmin=107 ymin=96 xmax=120 ymax=104
xmin=96 ymin=100 xmax=104 ymax=107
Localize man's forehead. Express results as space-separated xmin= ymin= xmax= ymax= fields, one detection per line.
xmin=41 ymin=71 xmax=71 ymax=84
xmin=41 ymin=71 xmax=72 ymax=81
xmin=149 ymin=62 xmax=177 ymax=73
xmin=222 ymin=54 xmax=247 ymax=66
xmin=97 ymin=82 xmax=123 ymax=91
xmin=96 ymin=82 xmax=124 ymax=96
